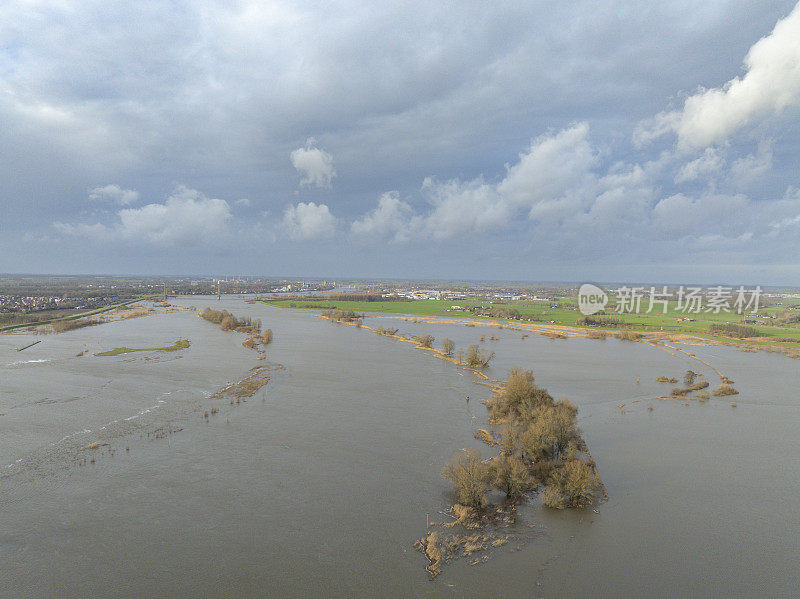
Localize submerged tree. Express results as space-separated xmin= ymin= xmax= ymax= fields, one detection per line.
xmin=485 ymin=368 xmax=553 ymax=422
xmin=683 ymin=370 xmax=698 ymax=386
xmin=488 ymin=454 xmax=536 ymax=500
xmin=541 ymin=459 xmax=599 ymax=509
xmin=441 ymin=338 xmax=455 ymax=356
xmin=464 ymin=344 xmax=494 ymax=368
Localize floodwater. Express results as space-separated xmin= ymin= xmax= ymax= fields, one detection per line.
xmin=1 ymin=297 xmax=798 ymax=597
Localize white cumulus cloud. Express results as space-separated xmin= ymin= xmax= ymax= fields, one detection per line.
xmin=420 ymin=123 xmax=599 ymax=238
xmin=290 ymin=138 xmax=336 ymax=188
xmin=350 ymin=192 xmax=414 ymax=242
xmin=635 ymin=2 xmax=800 ymax=151
xmin=283 ymin=201 xmax=336 ymax=240
xmin=652 ymin=192 xmax=750 ymax=237
xmin=498 ymin=122 xmax=598 ymax=217
xmin=675 ymin=148 xmax=725 ymax=183
xmin=352 ymin=122 xmax=655 ymax=242
xmin=55 ymin=185 xmax=231 ymax=245
xmin=728 ymin=141 xmax=774 ymax=188
xmin=88 ymin=184 xmax=140 ymax=205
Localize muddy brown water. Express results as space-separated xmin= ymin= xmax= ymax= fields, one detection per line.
xmin=1 ymin=297 xmax=798 ymax=597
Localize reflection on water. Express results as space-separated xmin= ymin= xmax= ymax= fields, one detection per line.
xmin=1 ymin=297 xmax=798 ymax=597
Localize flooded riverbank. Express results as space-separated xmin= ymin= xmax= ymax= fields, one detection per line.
xmin=2 ymin=297 xmax=798 ymax=597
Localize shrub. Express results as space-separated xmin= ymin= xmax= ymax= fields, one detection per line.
xmin=442 ymin=449 xmax=490 ymax=509
xmin=414 ymin=334 xmax=435 ymax=348
xmin=540 ymin=485 xmax=566 ymax=509
xmin=656 ymin=376 xmax=678 ymax=383
xmin=220 ymin=315 xmax=237 ymax=331
xmin=713 ymin=384 xmax=739 ymax=396
xmin=498 ymin=423 xmax=518 ymax=457
xmin=541 ymin=459 xmax=599 ymax=509
xmin=201 ymin=307 xmax=224 ymax=324
xmin=671 ymin=379 xmax=709 ymax=396
xmin=261 ymin=329 xmax=273 ymax=344
xmin=519 ymin=403 xmax=580 ymax=462
xmin=576 ymin=315 xmax=623 ymax=328
xmin=488 ymin=455 xmax=536 ymax=500
xmin=530 ymin=459 xmax=556 ymax=483
xmin=485 ymin=368 xmax=554 ymax=423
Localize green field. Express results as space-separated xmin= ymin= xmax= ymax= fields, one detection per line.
xmin=261 ymin=297 xmax=800 ymax=346
xmin=95 ymin=339 xmax=191 ymax=357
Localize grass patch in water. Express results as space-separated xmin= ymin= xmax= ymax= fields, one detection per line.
xmin=95 ymin=339 xmax=190 ymax=356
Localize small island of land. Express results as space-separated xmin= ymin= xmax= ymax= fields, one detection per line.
xmin=95 ymin=339 xmax=191 ymax=356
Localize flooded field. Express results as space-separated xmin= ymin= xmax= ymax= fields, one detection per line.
xmin=2 ymin=297 xmax=798 ymax=597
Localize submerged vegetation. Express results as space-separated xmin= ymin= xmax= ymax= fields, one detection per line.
xmin=541 ymin=331 xmax=567 ymax=339
xmin=413 ymin=334 xmax=435 ymax=348
xmin=321 ymin=309 xmax=363 ymax=323
xmin=540 ymin=459 xmax=600 ymax=509
xmin=713 ymin=383 xmax=740 ymax=396
xmin=670 ymin=374 xmax=710 ymax=396
xmin=210 ymin=363 xmax=283 ymax=400
xmin=671 ymin=380 xmax=709 ymax=396
xmin=201 ymin=308 xmax=262 ymax=334
xmin=51 ymin=318 xmax=100 ymax=333
xmin=200 ymin=308 xmax=273 ymax=360
xmin=614 ymin=329 xmax=642 ymax=341
xmin=585 ymin=330 xmax=608 ymax=339
xmin=423 ymin=369 xmax=603 ymax=577
xmin=441 ymin=448 xmax=491 ymax=509
xmin=442 ymin=369 xmax=602 ymax=512
xmin=375 ymin=326 xmax=400 ymax=336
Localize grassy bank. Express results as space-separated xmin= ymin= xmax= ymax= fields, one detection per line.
xmin=95 ymin=339 xmax=190 ymax=356
xmin=261 ymin=297 xmax=800 ymax=346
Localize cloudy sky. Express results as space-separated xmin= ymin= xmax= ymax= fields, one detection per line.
xmin=2 ymin=1 xmax=800 ymax=284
